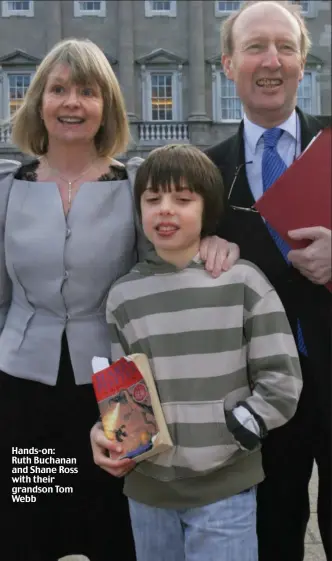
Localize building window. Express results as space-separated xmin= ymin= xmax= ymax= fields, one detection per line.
xmin=151 ymin=73 xmax=174 ymax=121
xmin=145 ymin=0 xmax=176 ymax=17
xmin=219 ymin=72 xmax=242 ymax=120
xmin=3 ymin=73 xmax=32 ymax=117
xmin=298 ymin=1 xmax=309 ymax=12
xmin=2 ymin=1 xmax=34 ymax=16
xmin=215 ymin=1 xmax=315 ymax=17
xmin=141 ymin=67 xmax=182 ymax=121
xmin=297 ymin=71 xmax=320 ymax=114
xmin=73 ymin=1 xmax=106 ymax=17
xmin=212 ymin=69 xmax=242 ymax=122
xmin=291 ymin=1 xmax=316 ymax=17
xmin=215 ymin=1 xmax=241 ymax=16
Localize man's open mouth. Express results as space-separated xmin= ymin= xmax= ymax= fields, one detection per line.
xmin=256 ymin=78 xmax=283 ymax=88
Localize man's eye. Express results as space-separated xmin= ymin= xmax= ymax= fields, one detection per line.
xmin=248 ymin=44 xmax=263 ymax=50
xmin=280 ymin=44 xmax=295 ymax=51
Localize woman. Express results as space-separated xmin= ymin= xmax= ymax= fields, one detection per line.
xmin=0 ymin=38 xmax=238 ymax=561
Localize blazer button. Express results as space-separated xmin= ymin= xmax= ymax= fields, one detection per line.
xmin=66 ymin=227 xmax=71 ymax=238
xmin=65 ymin=313 xmax=71 ymax=321
xmin=64 ymin=270 xmax=69 ymax=280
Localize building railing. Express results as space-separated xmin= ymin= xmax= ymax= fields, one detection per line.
xmin=0 ymin=123 xmax=12 ymax=144
xmin=138 ymin=121 xmax=189 ymax=142
xmin=1 ymin=121 xmax=190 ymax=145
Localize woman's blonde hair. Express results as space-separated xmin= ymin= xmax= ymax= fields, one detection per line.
xmin=11 ymin=38 xmax=130 ymax=158
xmin=221 ymin=0 xmax=311 ymax=61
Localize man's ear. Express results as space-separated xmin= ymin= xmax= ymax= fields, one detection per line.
xmin=222 ymin=54 xmax=234 ymax=80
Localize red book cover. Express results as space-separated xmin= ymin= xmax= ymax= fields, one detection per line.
xmin=254 ymin=127 xmax=332 ymax=292
xmin=92 ymin=354 xmax=173 ymax=462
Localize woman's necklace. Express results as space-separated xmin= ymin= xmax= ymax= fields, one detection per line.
xmin=43 ymin=156 xmax=98 ymax=208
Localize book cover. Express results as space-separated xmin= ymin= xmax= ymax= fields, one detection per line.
xmin=92 ymin=354 xmax=173 ymax=462
xmin=254 ymin=127 xmax=332 ymax=292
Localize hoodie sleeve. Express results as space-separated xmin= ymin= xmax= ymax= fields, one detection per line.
xmin=225 ymin=265 xmax=303 ymax=450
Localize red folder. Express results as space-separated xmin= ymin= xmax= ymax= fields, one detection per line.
xmin=254 ymin=127 xmax=332 ymax=292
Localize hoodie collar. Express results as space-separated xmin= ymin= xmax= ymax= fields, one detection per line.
xmin=134 ymin=249 xmax=203 ymax=275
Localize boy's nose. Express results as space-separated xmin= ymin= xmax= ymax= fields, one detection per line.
xmin=159 ymin=196 xmax=174 ymax=214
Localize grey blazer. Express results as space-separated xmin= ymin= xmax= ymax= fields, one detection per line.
xmin=0 ymin=157 xmax=146 ymax=385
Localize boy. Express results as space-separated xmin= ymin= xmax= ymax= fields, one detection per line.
xmin=91 ymin=144 xmax=302 ymax=561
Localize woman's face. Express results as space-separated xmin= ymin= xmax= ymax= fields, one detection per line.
xmin=41 ymin=63 xmax=104 ymax=147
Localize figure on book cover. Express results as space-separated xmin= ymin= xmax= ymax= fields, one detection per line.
xmin=102 ymin=388 xmax=157 ymax=456
xmin=91 ymin=143 xmax=302 ymax=561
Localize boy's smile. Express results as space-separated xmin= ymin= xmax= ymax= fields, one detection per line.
xmin=155 ymin=221 xmax=179 ymax=237
xmin=141 ymin=182 xmax=203 ymax=267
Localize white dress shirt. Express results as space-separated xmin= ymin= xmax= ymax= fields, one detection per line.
xmin=244 ymin=110 xmax=301 ymax=201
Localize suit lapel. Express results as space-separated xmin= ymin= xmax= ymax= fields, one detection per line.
xmin=297 ymin=106 xmax=323 ymax=150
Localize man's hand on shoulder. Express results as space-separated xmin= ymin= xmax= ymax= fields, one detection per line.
xmin=287 ymin=226 xmax=332 ymax=285
xmin=199 ymin=236 xmax=240 ymax=278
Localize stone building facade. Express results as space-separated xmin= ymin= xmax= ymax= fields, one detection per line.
xmin=0 ymin=0 xmax=330 ymax=160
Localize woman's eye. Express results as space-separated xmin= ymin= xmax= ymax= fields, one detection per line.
xmin=52 ymin=85 xmax=64 ymax=94
xmin=81 ymin=87 xmax=94 ymax=96
xmin=146 ymin=197 xmax=160 ymax=203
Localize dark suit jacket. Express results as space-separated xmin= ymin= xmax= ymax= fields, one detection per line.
xmin=206 ymin=108 xmax=331 ymax=407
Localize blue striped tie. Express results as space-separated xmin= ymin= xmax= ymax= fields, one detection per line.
xmin=262 ymin=128 xmax=307 ymax=356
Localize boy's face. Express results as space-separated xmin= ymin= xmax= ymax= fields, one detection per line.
xmin=140 ymin=182 xmax=203 ymax=260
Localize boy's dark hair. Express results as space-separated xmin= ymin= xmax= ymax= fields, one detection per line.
xmin=134 ymin=144 xmax=224 ymax=237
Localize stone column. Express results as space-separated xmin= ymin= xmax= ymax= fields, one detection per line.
xmin=188 ymin=0 xmax=208 ymax=121
xmin=118 ymin=0 xmax=137 ymax=121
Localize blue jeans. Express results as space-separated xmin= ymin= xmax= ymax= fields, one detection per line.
xmin=129 ymin=488 xmax=258 ymax=561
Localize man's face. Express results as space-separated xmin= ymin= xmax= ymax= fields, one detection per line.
xmin=222 ymin=2 xmax=305 ymax=126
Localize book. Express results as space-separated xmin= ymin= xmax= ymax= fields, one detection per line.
xmin=254 ymin=127 xmax=332 ymax=292
xmin=92 ymin=353 xmax=173 ymax=462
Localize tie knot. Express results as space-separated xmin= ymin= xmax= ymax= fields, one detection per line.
xmin=263 ymin=127 xmax=283 ymax=148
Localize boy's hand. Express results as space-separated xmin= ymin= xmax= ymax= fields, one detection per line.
xmin=90 ymin=422 xmax=135 ymax=478
xmin=199 ymin=236 xmax=240 ymax=278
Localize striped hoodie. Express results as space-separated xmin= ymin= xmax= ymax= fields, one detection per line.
xmin=106 ymin=252 xmax=302 ymax=509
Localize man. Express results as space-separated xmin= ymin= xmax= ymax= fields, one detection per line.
xmin=206 ymin=2 xmax=331 ymax=561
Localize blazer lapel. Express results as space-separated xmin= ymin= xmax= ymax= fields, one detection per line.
xmin=296 ymin=106 xmax=323 ymax=150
